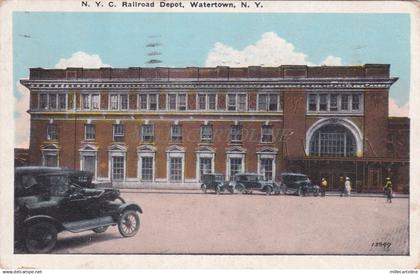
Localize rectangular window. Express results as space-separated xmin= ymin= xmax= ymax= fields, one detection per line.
xmin=227 ymin=94 xmax=236 ymax=111
xmin=49 ymin=94 xmax=57 ymax=109
xmin=110 ymin=95 xmax=119 ymax=110
xmin=113 ymin=124 xmax=124 ymax=142
xmin=58 ymin=94 xmax=66 ymax=109
xmin=112 ymin=156 xmax=124 ymax=181
xmin=120 ymin=94 xmax=128 ymax=110
xmin=319 ymin=94 xmax=328 ymax=111
xmin=231 ymin=125 xmax=242 ymax=142
xmin=139 ymin=94 xmax=147 ymax=110
xmin=178 ymin=94 xmax=186 ymax=111
xmin=208 ymin=94 xmax=216 ymax=110
xmin=198 ymin=94 xmax=206 ymax=110
xmin=46 ymin=124 xmax=58 ymax=141
xmin=40 ymin=94 xmax=48 ymax=109
xmin=258 ymin=94 xmax=268 ymax=111
xmin=341 ymin=95 xmax=349 ymax=110
xmin=352 ymin=94 xmax=360 ymax=110
xmin=45 ymin=155 xmax=58 ymax=167
xmin=168 ymin=94 xmax=177 ymax=110
xmin=199 ymin=158 xmax=212 ymax=177
xmin=92 ymin=94 xmax=100 ymax=110
xmin=142 ymin=124 xmax=154 ymax=143
xmin=171 ymin=124 xmax=182 ymax=143
xmin=141 ymin=157 xmax=153 ymax=181
xmin=149 ymin=94 xmax=157 ymax=110
xmin=230 ymin=158 xmax=242 ymax=179
xmin=238 ymin=94 xmax=247 ymax=111
xmin=330 ymin=94 xmax=338 ymax=111
xmin=82 ymin=94 xmax=90 ymax=110
xmin=201 ymin=125 xmax=213 ymax=142
xmin=261 ymin=125 xmax=273 ymax=143
xmin=308 ymin=94 xmax=317 ymax=111
xmin=82 ymin=155 xmax=96 ymax=177
xmin=169 ymin=157 xmax=182 ymax=182
xmin=268 ymin=94 xmax=278 ymax=111
xmin=85 ymin=124 xmax=96 ymax=140
xmin=260 ymin=158 xmax=273 ymax=181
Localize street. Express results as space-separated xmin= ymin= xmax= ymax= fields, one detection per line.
xmin=52 ymin=190 xmax=409 ymax=255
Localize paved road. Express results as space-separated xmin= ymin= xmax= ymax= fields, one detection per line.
xmin=52 ymin=190 xmax=409 ymax=255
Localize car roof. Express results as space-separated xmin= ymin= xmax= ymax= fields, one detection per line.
xmin=235 ymin=172 xmax=262 ymax=176
xmin=15 ymin=166 xmax=92 ymax=177
xmin=281 ymin=172 xmax=308 ymax=176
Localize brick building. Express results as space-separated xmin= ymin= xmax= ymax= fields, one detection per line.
xmin=20 ymin=64 xmax=410 ymax=192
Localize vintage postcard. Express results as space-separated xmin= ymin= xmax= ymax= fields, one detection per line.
xmin=0 ymin=0 xmax=419 ymax=269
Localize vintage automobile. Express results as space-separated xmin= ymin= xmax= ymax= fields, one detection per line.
xmin=231 ymin=173 xmax=277 ymax=195
xmin=14 ymin=166 xmax=142 ymax=253
xmin=200 ymin=173 xmax=234 ymax=194
xmin=277 ymin=172 xmax=320 ymax=196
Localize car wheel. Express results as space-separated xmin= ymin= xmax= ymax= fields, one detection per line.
xmin=228 ymin=186 xmax=234 ymax=194
xmin=25 ymin=222 xmax=57 ymax=254
xmin=216 ymin=185 xmax=221 ymax=195
xmin=236 ymin=184 xmax=245 ymax=194
xmin=118 ymin=210 xmax=140 ymax=237
xmin=280 ymin=184 xmax=287 ymax=195
xmin=298 ymin=187 xmax=304 ymax=196
xmin=201 ymin=184 xmax=207 ymax=194
xmin=265 ymin=186 xmax=273 ymax=196
xmin=93 ymin=225 xmax=109 ymax=233
xmin=313 ymin=189 xmax=320 ymax=197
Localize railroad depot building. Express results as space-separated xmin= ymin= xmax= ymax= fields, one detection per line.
xmin=20 ymin=65 xmax=410 ymax=192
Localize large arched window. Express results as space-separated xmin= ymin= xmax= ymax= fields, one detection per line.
xmin=309 ymin=124 xmax=356 ymax=157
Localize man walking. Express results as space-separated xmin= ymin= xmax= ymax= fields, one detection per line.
xmin=344 ymin=177 xmax=352 ymax=196
xmin=320 ymin=177 xmax=328 ymax=197
xmin=383 ymin=177 xmax=393 ymax=203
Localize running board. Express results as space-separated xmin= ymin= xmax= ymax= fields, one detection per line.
xmin=63 ymin=216 xmax=116 ymax=233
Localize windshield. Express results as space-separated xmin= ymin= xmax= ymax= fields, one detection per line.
xmin=214 ymin=175 xmax=225 ymax=181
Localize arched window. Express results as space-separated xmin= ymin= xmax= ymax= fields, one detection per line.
xmin=309 ymin=124 xmax=356 ymax=157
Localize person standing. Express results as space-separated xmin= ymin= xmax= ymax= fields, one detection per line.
xmin=320 ymin=177 xmax=328 ymax=197
xmin=383 ymin=177 xmax=393 ymax=203
xmin=344 ymin=177 xmax=352 ymax=196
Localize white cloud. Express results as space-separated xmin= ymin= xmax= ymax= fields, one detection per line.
xmin=389 ymin=97 xmax=409 ymax=117
xmin=205 ymin=32 xmax=342 ymax=67
xmin=14 ymin=82 xmax=30 ymax=148
xmin=55 ymin=51 xmax=111 ymax=69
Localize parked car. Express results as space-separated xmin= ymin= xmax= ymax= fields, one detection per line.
xmin=14 ymin=166 xmax=142 ymax=253
xmin=277 ymin=172 xmax=320 ymax=196
xmin=231 ymin=173 xmax=277 ymax=195
xmin=200 ymin=173 xmax=233 ymax=194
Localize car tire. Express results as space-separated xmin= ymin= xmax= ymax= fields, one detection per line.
xmin=201 ymin=184 xmax=207 ymax=194
xmin=298 ymin=187 xmax=304 ymax=196
xmin=228 ymin=186 xmax=234 ymax=194
xmin=280 ymin=184 xmax=287 ymax=195
xmin=235 ymin=184 xmax=245 ymax=194
xmin=25 ymin=222 xmax=57 ymax=254
xmin=93 ymin=225 xmax=109 ymax=233
xmin=265 ymin=186 xmax=272 ymax=196
xmin=216 ymin=185 xmax=221 ymax=195
xmin=118 ymin=210 xmax=140 ymax=237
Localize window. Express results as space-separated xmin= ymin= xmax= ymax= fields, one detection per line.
xmin=231 ymin=125 xmax=242 ymax=142
xmin=230 ymin=158 xmax=242 ymax=179
xmin=178 ymin=94 xmax=186 ymax=111
xmin=260 ymin=158 xmax=273 ymax=181
xmin=142 ymin=124 xmax=154 ymax=142
xmin=309 ymin=124 xmax=356 ymax=157
xmin=49 ymin=94 xmax=57 ymax=109
xmin=201 ymin=125 xmax=213 ymax=142
xmin=341 ymin=95 xmax=349 ymax=110
xmin=85 ymin=124 xmax=96 ymax=140
xmin=261 ymin=125 xmax=273 ymax=143
xmin=208 ymin=94 xmax=216 ymax=110
xmin=58 ymin=94 xmax=66 ymax=109
xmin=199 ymin=158 xmax=212 ymax=176
xmin=171 ymin=124 xmax=182 ymax=143
xmin=227 ymin=94 xmax=236 ymax=111
xmin=141 ymin=156 xmax=153 ymax=181
xmin=319 ymin=94 xmax=328 ymax=111
xmin=269 ymin=94 xmax=278 ymax=111
xmin=308 ymin=94 xmax=317 ymax=111
xmin=44 ymin=154 xmax=58 ymax=167
xmin=110 ymin=95 xmax=119 ymax=110
xmin=81 ymin=155 xmax=96 ymax=177
xmin=120 ymin=94 xmax=128 ymax=110
xmin=46 ymin=124 xmax=58 ymax=141
xmin=330 ymin=94 xmax=338 ymax=111
xmin=139 ymin=94 xmax=147 ymax=110
xmin=40 ymin=94 xmax=48 ymax=109
xmin=238 ymin=94 xmax=247 ymax=111
xmin=169 ymin=157 xmax=183 ymax=182
xmin=258 ymin=94 xmax=268 ymax=111
xmin=111 ymin=156 xmax=124 ymax=181
xmin=113 ymin=124 xmax=124 ymax=142
xmin=198 ymin=94 xmax=206 ymax=110
xmin=352 ymin=95 xmax=360 ymax=110
xmin=82 ymin=94 xmax=90 ymax=110
xmin=258 ymin=94 xmax=278 ymax=111
xmin=91 ymin=94 xmax=100 ymax=110
xmin=168 ymin=94 xmax=177 ymax=110
xmin=149 ymin=94 xmax=157 ymax=110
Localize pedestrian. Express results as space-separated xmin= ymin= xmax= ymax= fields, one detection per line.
xmin=320 ymin=177 xmax=328 ymax=197
xmin=383 ymin=177 xmax=393 ymax=203
xmin=339 ymin=175 xmax=345 ymax=197
xmin=344 ymin=177 xmax=352 ymax=196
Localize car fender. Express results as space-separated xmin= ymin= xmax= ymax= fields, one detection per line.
xmin=23 ymin=215 xmax=64 ymax=231
xmin=118 ymin=202 xmax=143 ymax=214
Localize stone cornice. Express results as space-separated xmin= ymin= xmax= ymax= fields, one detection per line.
xmin=20 ymin=77 xmax=398 ymax=91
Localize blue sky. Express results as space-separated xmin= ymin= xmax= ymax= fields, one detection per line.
xmin=13 ymin=12 xmax=410 ymax=147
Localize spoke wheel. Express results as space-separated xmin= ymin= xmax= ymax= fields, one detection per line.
xmin=118 ymin=210 xmax=140 ymax=237
xmin=236 ymin=184 xmax=245 ymax=194
xmin=25 ymin=222 xmax=57 ymax=254
xmin=201 ymin=184 xmax=207 ymax=194
xmin=265 ymin=186 xmax=272 ymax=196
xmin=216 ymin=185 xmax=222 ymax=195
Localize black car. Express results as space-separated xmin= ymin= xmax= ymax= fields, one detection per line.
xmin=277 ymin=172 xmax=320 ymax=196
xmin=231 ymin=173 xmax=277 ymax=195
xmin=200 ymin=173 xmax=233 ymax=194
xmin=14 ymin=166 xmax=143 ymax=253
